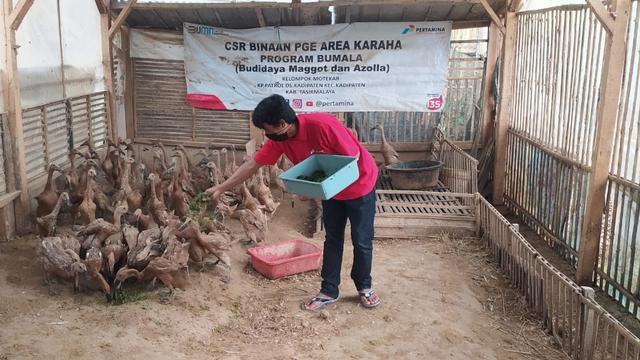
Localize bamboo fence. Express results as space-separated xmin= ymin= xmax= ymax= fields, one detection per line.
xmin=597 ymin=0 xmax=640 ymax=318
xmin=20 ymin=91 xmax=109 ymax=187
xmin=478 ymin=195 xmax=640 ymax=359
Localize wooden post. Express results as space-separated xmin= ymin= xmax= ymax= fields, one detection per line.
xmin=481 ymin=21 xmax=501 ymax=147
xmin=248 ymin=111 xmax=264 ymax=146
xmin=3 ymin=0 xmax=32 ymax=232
xmin=576 ymin=0 xmax=632 ymax=285
xmin=122 ymin=26 xmax=135 ymax=139
xmin=492 ymin=12 xmax=517 ymax=205
xmin=99 ymin=8 xmax=118 ymax=141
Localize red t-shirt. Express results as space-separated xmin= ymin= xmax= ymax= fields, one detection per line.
xmin=253 ymin=113 xmax=378 ymax=200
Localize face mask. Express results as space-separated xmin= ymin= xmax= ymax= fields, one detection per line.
xmin=265 ymin=123 xmax=291 ymax=142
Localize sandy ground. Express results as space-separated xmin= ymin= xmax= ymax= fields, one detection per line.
xmin=0 ymin=197 xmax=568 ymax=360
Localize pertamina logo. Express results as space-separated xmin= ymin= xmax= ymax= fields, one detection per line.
xmin=401 ymin=24 xmax=446 ymax=35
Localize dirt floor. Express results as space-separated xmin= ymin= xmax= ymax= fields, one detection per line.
xmin=0 ymin=197 xmax=569 ymax=359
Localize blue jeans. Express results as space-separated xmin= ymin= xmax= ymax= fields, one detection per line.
xmin=320 ymin=189 xmax=376 ymax=299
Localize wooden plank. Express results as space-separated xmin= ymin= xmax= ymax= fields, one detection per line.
xmin=363 ymin=142 xmax=431 ymax=153
xmin=123 ymin=0 xmax=485 ymax=10
xmin=0 ymin=191 xmax=21 ymax=208
xmin=100 ymin=12 xmax=118 ymax=140
xmin=134 ymin=137 xmax=248 ymax=149
xmin=109 ymin=0 xmax=137 ymax=39
xmin=585 ymin=0 xmax=615 ymax=34
xmin=95 ymin=0 xmax=109 ymax=14
xmin=481 ymin=20 xmax=501 ymax=147
xmin=492 ymin=11 xmax=517 ymax=205
xmin=576 ymin=0 xmax=632 ymax=285
xmin=122 ymin=26 xmax=135 ymax=139
xmin=8 ymin=0 xmax=34 ymax=30
xmin=2 ymin=0 xmax=30 ymax=232
xmin=478 ymin=0 xmax=505 ymax=35
xmin=255 ymin=8 xmax=267 ymax=27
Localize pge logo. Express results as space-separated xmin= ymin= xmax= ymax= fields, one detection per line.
xmin=427 ymin=95 xmax=444 ymax=111
xmin=291 ymin=99 xmax=303 ymax=109
xmin=306 ymin=100 xmax=314 ymax=107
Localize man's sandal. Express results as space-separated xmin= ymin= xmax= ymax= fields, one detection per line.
xmin=359 ymin=289 xmax=382 ymax=308
xmin=300 ymin=294 xmax=339 ymax=311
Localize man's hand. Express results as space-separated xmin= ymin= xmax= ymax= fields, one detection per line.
xmin=206 ymin=185 xmax=224 ymax=201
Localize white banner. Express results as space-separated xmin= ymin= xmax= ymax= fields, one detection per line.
xmin=183 ymin=21 xmax=452 ymax=112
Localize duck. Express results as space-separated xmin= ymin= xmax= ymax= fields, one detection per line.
xmin=126 ymin=208 xmax=153 ymax=231
xmin=36 ymin=192 xmax=71 ymax=237
xmin=232 ymin=183 xmax=268 ymax=244
xmin=38 ymin=236 xmax=87 ymax=291
xmin=211 ymin=150 xmax=225 ymax=186
xmin=147 ymin=173 xmax=170 ymax=227
xmin=114 ymin=256 xmax=188 ymax=300
xmin=221 ymin=148 xmax=233 ymax=180
xmin=251 ymin=167 xmax=279 ymax=215
xmin=83 ymin=247 xmax=111 ymax=297
xmin=76 ymin=168 xmax=97 ymax=226
xmin=102 ymin=236 xmax=127 ymax=278
xmin=116 ymin=156 xmax=143 ymax=211
xmin=77 ymin=204 xmax=129 ymax=249
xmin=36 ymin=164 xmax=63 ymax=217
xmin=169 ymin=159 xmax=190 ymax=218
xmin=176 ymin=218 xmax=231 ymax=269
xmin=371 ymin=123 xmax=400 ymax=166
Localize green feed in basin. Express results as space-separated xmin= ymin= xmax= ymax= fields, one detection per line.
xmin=296 ymin=170 xmax=328 ymax=183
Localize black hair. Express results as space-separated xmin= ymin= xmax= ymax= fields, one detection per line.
xmin=252 ymin=94 xmax=298 ymax=129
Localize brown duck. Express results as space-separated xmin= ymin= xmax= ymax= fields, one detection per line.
xmin=36 ymin=192 xmax=71 ymax=237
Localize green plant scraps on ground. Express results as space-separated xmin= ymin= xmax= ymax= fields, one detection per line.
xmin=189 ymin=192 xmax=211 ymax=213
xmin=296 ymin=170 xmax=328 ymax=183
xmin=113 ymin=287 xmax=148 ymax=305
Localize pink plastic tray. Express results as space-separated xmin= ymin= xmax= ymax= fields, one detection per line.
xmin=247 ymin=240 xmax=322 ymax=279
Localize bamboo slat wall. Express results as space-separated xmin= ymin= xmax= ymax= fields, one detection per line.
xmin=432 ymin=127 xmax=478 ymax=195
xmin=505 ymin=6 xmax=606 ymax=264
xmin=598 ymin=1 xmax=640 ymax=318
xmin=132 ymin=58 xmax=250 ymax=147
xmin=0 ymin=113 xmax=7 ymax=195
xmin=20 ymin=91 xmax=109 ymax=187
xmin=352 ymin=39 xmax=486 ymax=144
xmin=477 ymin=196 xmax=640 ymax=359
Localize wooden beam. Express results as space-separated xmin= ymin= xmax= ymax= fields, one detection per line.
xmin=95 ymin=0 xmax=109 ymax=14
xmin=255 ymin=8 xmax=267 ymax=27
xmin=480 ymin=20 xmax=501 ymax=147
xmin=122 ymin=0 xmax=483 ymax=10
xmin=576 ymin=0 xmax=632 ymax=285
xmin=122 ymin=26 xmax=135 ymax=139
xmin=109 ymin=0 xmax=137 ymax=39
xmin=3 ymin=0 xmax=31 ymax=232
xmin=479 ymin=0 xmax=505 ymax=35
xmin=100 ymin=12 xmax=118 ymax=140
xmin=8 ymin=0 xmax=34 ymax=30
xmin=452 ymin=20 xmax=490 ymax=29
xmin=586 ymin=0 xmax=615 ymax=34
xmin=0 ymin=191 xmax=21 ymax=209
xmin=492 ymin=11 xmax=517 ymax=205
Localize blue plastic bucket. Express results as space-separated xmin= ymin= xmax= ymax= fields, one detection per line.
xmin=278 ymin=154 xmax=359 ymax=200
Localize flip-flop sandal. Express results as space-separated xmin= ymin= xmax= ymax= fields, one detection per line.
xmin=300 ymin=295 xmax=339 ymax=311
xmin=359 ymin=290 xmax=382 ymax=308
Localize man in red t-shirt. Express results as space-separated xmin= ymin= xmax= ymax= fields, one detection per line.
xmin=207 ymin=94 xmax=382 ymax=310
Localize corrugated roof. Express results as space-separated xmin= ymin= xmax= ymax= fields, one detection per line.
xmin=112 ymin=1 xmax=506 ymax=30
